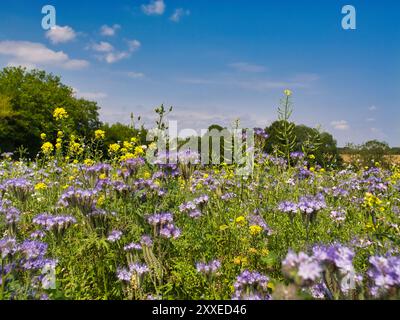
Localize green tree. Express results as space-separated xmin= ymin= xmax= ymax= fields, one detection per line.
xmin=0 ymin=67 xmax=101 ymax=156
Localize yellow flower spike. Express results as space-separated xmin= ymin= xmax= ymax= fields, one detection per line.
xmin=94 ymin=130 xmax=106 ymax=140
xmin=34 ymin=182 xmax=47 ymax=191
xmin=130 ymin=137 xmax=138 ymax=144
xmin=249 ymin=225 xmax=263 ymax=236
xmin=53 ymin=107 xmax=68 ymax=121
xmin=249 ymin=248 xmax=258 ymax=254
xmin=84 ymin=159 xmax=95 ymax=166
xmin=284 ymin=89 xmax=292 ymax=96
xmin=41 ymin=142 xmax=54 ymax=155
xmin=57 ymin=131 xmax=64 ymax=138
xmin=143 ymin=171 xmax=151 ymax=179
xmin=108 ymin=143 xmax=120 ymax=154
xmin=40 ymin=133 xmax=47 ymax=141
xmin=261 ymin=249 xmax=270 ymax=256
xmin=97 ymin=195 xmax=105 ymax=206
xmin=134 ymin=146 xmax=144 ymax=155
xmin=233 ymin=257 xmax=242 ymax=265
xmin=235 ymin=216 xmax=246 ymax=225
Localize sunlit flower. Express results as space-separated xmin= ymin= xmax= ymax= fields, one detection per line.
xmin=53 ymin=107 xmax=68 ymax=121
xmin=41 ymin=142 xmax=54 ymax=155
xmin=284 ymin=89 xmax=292 ymax=96
xmin=95 ymin=130 xmax=106 ymax=140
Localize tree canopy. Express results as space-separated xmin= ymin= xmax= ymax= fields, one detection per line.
xmin=0 ymin=67 xmax=101 ymax=156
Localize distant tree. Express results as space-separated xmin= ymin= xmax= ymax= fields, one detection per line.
xmin=265 ymin=122 xmax=341 ymax=167
xmin=0 ymin=67 xmax=101 ymax=156
xmin=360 ymin=140 xmax=390 ymax=167
xmin=101 ymin=122 xmax=147 ymax=146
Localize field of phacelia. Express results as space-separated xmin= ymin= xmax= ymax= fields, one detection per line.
xmin=1 ymin=125 xmax=400 ymax=300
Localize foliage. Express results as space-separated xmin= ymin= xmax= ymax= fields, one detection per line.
xmin=0 ymin=67 xmax=101 ymax=156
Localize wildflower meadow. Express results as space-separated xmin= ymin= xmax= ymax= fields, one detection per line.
xmin=1 ymin=88 xmax=399 ymax=300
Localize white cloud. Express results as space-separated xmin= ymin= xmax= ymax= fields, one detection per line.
xmin=0 ymin=41 xmax=89 ymax=70
xmin=45 ymin=25 xmax=77 ymax=44
xmin=127 ymin=71 xmax=145 ymax=79
xmin=127 ymin=40 xmax=141 ymax=52
xmin=91 ymin=41 xmax=114 ymax=53
xmin=103 ymin=52 xmax=130 ymax=64
xmin=100 ymin=24 xmax=121 ymax=36
xmin=369 ymin=105 xmax=377 ymax=111
xmin=179 ymin=72 xmax=318 ymax=92
xmin=93 ymin=39 xmax=141 ymax=64
xmin=74 ymin=89 xmax=108 ymax=100
xmin=170 ymin=8 xmax=190 ymax=22
xmin=229 ymin=62 xmax=267 ymax=73
xmin=142 ymin=0 xmax=166 ymax=15
xmin=331 ymin=120 xmax=350 ymax=130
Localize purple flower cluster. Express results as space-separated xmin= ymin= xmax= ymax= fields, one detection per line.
xmin=120 ymin=158 xmax=145 ymax=180
xmin=59 ymin=188 xmax=98 ymax=214
xmin=278 ymin=194 xmax=326 ymax=223
xmin=117 ymin=263 xmax=150 ymax=282
xmin=282 ymin=251 xmax=322 ymax=284
xmin=232 ymin=270 xmax=271 ymax=300
xmin=298 ymin=194 xmax=326 ymax=216
xmin=367 ymin=255 xmax=400 ymax=297
xmin=2 ymin=178 xmax=33 ymax=202
xmin=282 ymin=244 xmax=361 ymax=297
xmin=146 ymin=213 xmax=181 ymax=239
xmin=107 ymin=230 xmax=123 ymax=242
xmin=140 ymin=235 xmax=153 ymax=247
xmin=330 ymin=210 xmax=346 ymax=224
xmin=124 ymin=242 xmax=142 ymax=251
xmin=33 ymin=213 xmax=76 ymax=233
xmin=247 ymin=213 xmax=272 ymax=235
xmin=0 ymin=236 xmax=57 ymax=272
xmin=196 ymin=260 xmax=221 ymax=275
xmin=254 ymin=128 xmax=269 ymax=140
xmin=0 ymin=200 xmax=21 ymax=227
xmin=179 ymin=195 xmax=209 ymax=219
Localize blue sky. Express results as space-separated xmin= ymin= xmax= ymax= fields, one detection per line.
xmin=0 ymin=0 xmax=399 ymax=146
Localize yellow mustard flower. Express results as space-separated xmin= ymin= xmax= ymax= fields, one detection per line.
xmin=249 ymin=225 xmax=263 ymax=236
xmin=143 ymin=171 xmax=151 ymax=179
xmin=34 ymin=182 xmax=47 ymax=191
xmin=41 ymin=142 xmax=54 ymax=155
xmin=84 ymin=159 xmax=95 ymax=166
xmin=134 ymin=146 xmax=144 ymax=156
xmin=99 ymin=173 xmax=107 ymax=180
xmin=235 ymin=216 xmax=246 ymax=225
xmin=57 ymin=131 xmax=64 ymax=138
xmin=249 ymin=248 xmax=258 ymax=254
xmin=123 ymin=141 xmax=132 ymax=150
xmin=284 ymin=89 xmax=292 ymax=96
xmin=97 ymin=195 xmax=105 ymax=206
xmin=53 ymin=107 xmax=68 ymax=121
xmin=109 ymin=143 xmax=120 ymax=154
xmin=40 ymin=133 xmax=47 ymax=141
xmin=95 ymin=130 xmax=106 ymax=140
